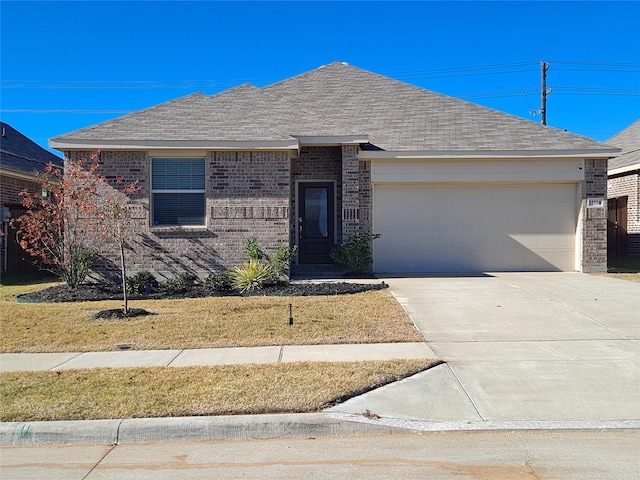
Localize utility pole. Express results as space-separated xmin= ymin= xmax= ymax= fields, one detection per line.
xmin=541 ymin=61 xmax=552 ymax=125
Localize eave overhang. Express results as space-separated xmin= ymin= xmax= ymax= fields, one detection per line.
xmin=358 ymin=148 xmax=621 ymax=160
xmin=608 ymin=163 xmax=640 ymax=177
xmin=49 ymin=138 xmax=300 ymax=152
xmin=0 ymin=166 xmax=48 ymax=182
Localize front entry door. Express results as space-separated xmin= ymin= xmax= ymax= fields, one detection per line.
xmin=298 ymin=182 xmax=335 ymax=264
xmin=608 ymin=196 xmax=628 ymax=259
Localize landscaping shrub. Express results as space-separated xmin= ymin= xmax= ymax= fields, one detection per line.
xmin=245 ymin=237 xmax=265 ymax=261
xmin=230 ymin=259 xmax=274 ymax=293
xmin=162 ymin=272 xmax=199 ymax=294
xmin=330 ymin=233 xmax=381 ymax=274
xmin=270 ymin=242 xmax=297 ymax=280
xmin=127 ymin=270 xmax=158 ymax=294
xmin=64 ymin=248 xmax=96 ymax=288
xmin=242 ymin=238 xmax=297 ymax=282
xmin=204 ymin=271 xmax=234 ymax=291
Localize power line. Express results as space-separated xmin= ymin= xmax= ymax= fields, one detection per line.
xmin=1 ymin=109 xmax=133 ymax=114
xmin=552 ymin=87 xmax=640 ymax=96
xmin=549 ymin=60 xmax=640 ymax=67
xmin=2 ymin=60 xmax=637 ymax=90
xmin=0 ymin=62 xmax=552 ymax=90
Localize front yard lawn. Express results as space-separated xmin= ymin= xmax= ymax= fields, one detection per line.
xmin=0 ymin=281 xmax=435 ymax=422
xmin=0 ymin=360 xmax=439 ymax=422
xmin=1 ymin=288 xmax=422 ymax=353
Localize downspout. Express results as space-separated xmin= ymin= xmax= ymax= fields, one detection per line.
xmin=3 ymin=216 xmax=8 ymax=274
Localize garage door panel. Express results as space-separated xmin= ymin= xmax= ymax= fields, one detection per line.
xmin=374 ymin=184 xmax=577 ymax=273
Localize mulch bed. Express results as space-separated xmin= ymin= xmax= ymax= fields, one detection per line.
xmin=17 ymin=281 xmax=389 ymax=304
xmin=17 ymin=281 xmax=389 ymax=320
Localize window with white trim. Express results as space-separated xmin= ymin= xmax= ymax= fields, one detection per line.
xmin=151 ymin=157 xmax=205 ymax=226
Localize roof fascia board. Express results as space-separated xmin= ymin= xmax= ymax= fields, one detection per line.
xmin=0 ymin=167 xmax=42 ymax=182
xmin=359 ymin=149 xmax=621 ymax=160
xmin=293 ymin=135 xmax=369 ymax=145
xmin=608 ymin=163 xmax=640 ymax=176
xmin=50 ymin=139 xmax=299 ymax=151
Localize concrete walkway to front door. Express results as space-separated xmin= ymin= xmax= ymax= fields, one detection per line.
xmin=327 ymin=273 xmax=640 ymax=426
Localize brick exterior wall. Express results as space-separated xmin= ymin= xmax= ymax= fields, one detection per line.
xmin=341 ymin=144 xmax=360 ymax=238
xmin=1 ymin=174 xmax=40 ymax=208
xmin=1 ymin=173 xmax=46 ymax=277
xmin=608 ymin=170 xmax=640 ymax=256
xmin=582 ymin=158 xmax=608 ymax=272
xmin=358 ymin=159 xmax=372 ymax=235
xmin=65 ymin=150 xmax=290 ymax=280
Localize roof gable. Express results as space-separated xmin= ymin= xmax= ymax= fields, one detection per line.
xmin=1 ymin=122 xmax=63 ymax=176
xmin=52 ymin=62 xmax=616 ymax=155
xmin=607 ymin=120 xmax=640 ymax=171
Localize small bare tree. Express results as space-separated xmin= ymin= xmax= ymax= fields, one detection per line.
xmin=98 ymin=179 xmax=140 ymax=315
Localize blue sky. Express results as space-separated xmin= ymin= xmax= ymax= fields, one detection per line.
xmin=1 ymin=1 xmax=639 ymax=156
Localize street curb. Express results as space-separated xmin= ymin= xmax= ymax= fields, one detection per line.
xmin=3 ymin=413 xmax=639 ymax=447
xmin=0 ymin=413 xmax=412 ymax=446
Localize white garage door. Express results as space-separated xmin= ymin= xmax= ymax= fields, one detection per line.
xmin=374 ymin=183 xmax=578 ymax=273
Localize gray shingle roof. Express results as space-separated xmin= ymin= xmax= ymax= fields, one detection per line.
xmin=606 ymin=120 xmax=640 ymax=171
xmin=53 ymin=62 xmax=615 ymax=153
xmin=1 ymin=122 xmax=63 ymax=175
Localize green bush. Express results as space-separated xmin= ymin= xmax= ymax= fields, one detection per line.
xmin=242 ymin=237 xmax=296 ymax=281
xmin=204 ymin=271 xmax=234 ymax=291
xmin=245 ymin=237 xmax=265 ymax=261
xmin=63 ymin=248 xmax=96 ymax=288
xmin=269 ymin=242 xmax=297 ymax=280
xmin=127 ymin=270 xmax=157 ymax=294
xmin=163 ymin=272 xmax=199 ymax=294
xmin=230 ymin=259 xmax=274 ymax=293
xmin=330 ymin=233 xmax=381 ymax=274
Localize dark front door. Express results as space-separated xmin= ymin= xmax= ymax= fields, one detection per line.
xmin=298 ymin=182 xmax=335 ymax=264
xmin=607 ymin=196 xmax=628 ymax=259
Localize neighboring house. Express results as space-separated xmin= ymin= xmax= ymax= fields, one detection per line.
xmin=606 ymin=120 xmax=640 ymax=258
xmin=0 ymin=122 xmax=64 ymax=277
xmin=50 ymin=63 xmax=618 ymax=278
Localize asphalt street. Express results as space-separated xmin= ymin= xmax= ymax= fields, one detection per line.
xmin=2 ymin=429 xmax=637 ymax=479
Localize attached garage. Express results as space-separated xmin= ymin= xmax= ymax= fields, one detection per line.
xmin=370 ymin=157 xmax=586 ymax=273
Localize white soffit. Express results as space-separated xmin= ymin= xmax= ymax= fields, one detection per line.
xmin=49 ymin=138 xmax=300 ymax=151
xmin=609 ymin=163 xmax=640 ymax=176
xmin=359 ymin=149 xmax=620 ymax=160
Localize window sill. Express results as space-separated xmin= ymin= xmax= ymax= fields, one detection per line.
xmin=150 ymin=226 xmax=209 ymax=233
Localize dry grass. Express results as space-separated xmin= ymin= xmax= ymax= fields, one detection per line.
xmin=0 ymin=278 xmax=62 ymax=301
xmin=0 ymin=360 xmax=439 ymax=421
xmin=1 ymin=289 xmax=422 ymax=353
xmin=597 ymin=272 xmax=640 ymax=283
xmin=592 ymin=257 xmax=640 ymax=283
xmin=597 ymin=257 xmax=640 ymax=283
xmin=0 ymin=281 xmax=433 ymax=422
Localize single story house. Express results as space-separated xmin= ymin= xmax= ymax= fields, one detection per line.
xmin=1 ymin=122 xmax=64 ymax=277
xmin=50 ymin=63 xmax=618 ymax=278
xmin=606 ymin=120 xmax=640 ymax=258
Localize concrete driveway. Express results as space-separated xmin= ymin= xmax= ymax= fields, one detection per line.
xmin=328 ymin=273 xmax=640 ymax=425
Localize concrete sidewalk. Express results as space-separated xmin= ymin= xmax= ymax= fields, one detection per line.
xmin=0 ymin=342 xmax=435 ymax=372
